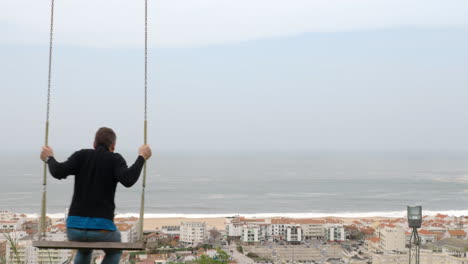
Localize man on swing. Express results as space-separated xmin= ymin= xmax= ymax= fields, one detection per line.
xmin=40 ymin=127 xmax=152 ymax=264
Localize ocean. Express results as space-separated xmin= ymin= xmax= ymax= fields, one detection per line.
xmin=1 ymin=151 xmax=467 ymax=218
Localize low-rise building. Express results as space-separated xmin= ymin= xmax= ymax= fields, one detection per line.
xmin=446 ymin=230 xmax=467 ymax=240
xmin=134 ymin=253 xmax=172 ymax=264
xmin=431 ymin=238 xmax=468 ymax=258
xmin=0 ymin=221 xmax=22 ymax=231
xmin=297 ymin=219 xmax=325 ymax=240
xmin=161 ymin=225 xmax=180 ymax=236
xmin=419 ymin=229 xmax=438 ymax=244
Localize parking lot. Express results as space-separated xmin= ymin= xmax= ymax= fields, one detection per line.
xmin=244 ymin=242 xmax=344 ymax=263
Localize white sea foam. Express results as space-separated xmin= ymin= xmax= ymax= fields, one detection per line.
xmin=266 ymin=192 xmax=337 ymax=198
xmin=434 ymin=175 xmax=468 ymax=184
xmin=23 ymin=210 xmax=468 ymax=219
xmin=202 ymin=194 xmax=249 ymax=200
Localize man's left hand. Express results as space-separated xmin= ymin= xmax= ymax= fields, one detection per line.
xmin=41 ymin=146 xmax=54 ymax=162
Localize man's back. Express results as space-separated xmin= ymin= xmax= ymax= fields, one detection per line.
xmin=47 ymin=145 xmax=145 ymax=220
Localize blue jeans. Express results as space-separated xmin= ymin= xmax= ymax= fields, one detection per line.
xmin=67 ymin=228 xmax=122 ymax=264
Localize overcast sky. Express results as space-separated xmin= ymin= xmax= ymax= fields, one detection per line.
xmin=2 ymin=0 xmax=468 ymax=153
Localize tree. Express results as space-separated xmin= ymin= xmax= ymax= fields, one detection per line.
xmin=209 ymin=228 xmax=221 ymax=244
xmin=216 ymin=249 xmax=230 ymax=262
xmin=247 ymin=252 xmax=258 ymax=258
xmin=193 ymin=255 xmax=224 ymax=264
xmin=201 ymin=244 xmax=213 ymax=251
xmin=345 ymin=225 xmax=366 ymax=240
xmin=236 ymin=245 xmax=243 ymax=253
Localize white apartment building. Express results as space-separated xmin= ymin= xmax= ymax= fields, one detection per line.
xmin=378 ymin=227 xmax=405 ymax=252
xmin=5 ymin=238 xmax=28 ymax=264
xmin=226 ymin=216 xmax=269 ymax=242
xmin=242 ymin=225 xmax=261 ymax=243
xmin=271 ymin=219 xmax=291 ymax=241
xmin=116 ymin=223 xmax=137 ymax=243
xmin=286 ymin=225 xmax=302 ymax=243
xmin=180 ymin=222 xmax=206 ymax=246
xmin=259 ymin=224 xmax=270 ymax=241
xmin=6 ymin=238 xmax=72 ymax=264
xmin=225 ymin=217 xmax=243 ymax=238
xmin=28 ymin=246 xmax=72 ymax=264
xmin=325 ymin=224 xmax=345 ymax=242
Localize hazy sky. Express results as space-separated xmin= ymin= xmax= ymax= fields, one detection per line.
xmin=2 ymin=0 xmax=468 ymax=152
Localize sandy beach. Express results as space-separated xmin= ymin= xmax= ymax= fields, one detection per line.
xmin=142 ymin=216 xmax=397 ymax=231
xmin=143 ymin=217 xmax=226 ymax=230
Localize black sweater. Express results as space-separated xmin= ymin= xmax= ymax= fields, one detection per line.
xmin=47 ymin=145 xmax=145 ymax=220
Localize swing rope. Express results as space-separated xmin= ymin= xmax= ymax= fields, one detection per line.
xmin=137 ymin=0 xmax=149 ymax=241
xmin=39 ymin=0 xmax=55 ymax=241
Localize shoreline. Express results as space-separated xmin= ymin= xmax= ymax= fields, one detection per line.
xmin=33 ymin=209 xmax=468 ymax=220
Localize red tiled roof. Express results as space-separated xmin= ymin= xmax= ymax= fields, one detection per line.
xmin=419 ymin=229 xmax=436 ymax=235
xmin=448 ymin=230 xmax=466 ymax=236
xmin=435 ymin=214 xmax=448 ymax=219
xmin=366 ymin=237 xmax=380 ymax=243
xmin=379 ymin=224 xmax=396 ymax=229
xmin=359 ymin=226 xmax=375 ymax=235
xmin=116 ymin=223 xmax=132 ymax=231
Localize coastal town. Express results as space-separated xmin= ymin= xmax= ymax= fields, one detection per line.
xmin=1 ymin=210 xmax=468 ymax=263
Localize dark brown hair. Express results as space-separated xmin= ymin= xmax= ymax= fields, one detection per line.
xmin=94 ymin=127 xmax=116 ymax=148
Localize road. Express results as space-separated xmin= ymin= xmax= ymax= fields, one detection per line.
xmin=223 ymin=244 xmax=255 ymax=264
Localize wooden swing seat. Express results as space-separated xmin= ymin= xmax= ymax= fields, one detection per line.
xmin=33 ymin=241 xmax=145 ymax=250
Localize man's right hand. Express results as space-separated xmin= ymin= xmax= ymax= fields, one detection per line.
xmin=139 ymin=144 xmax=152 ymax=160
